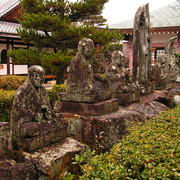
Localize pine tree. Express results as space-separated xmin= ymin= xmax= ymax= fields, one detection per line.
xmin=10 ymin=0 xmax=123 ymax=84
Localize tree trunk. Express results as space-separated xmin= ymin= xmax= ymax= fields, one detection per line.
xmin=56 ymin=69 xmax=65 ymax=85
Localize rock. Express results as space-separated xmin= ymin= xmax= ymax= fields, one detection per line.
xmin=0 ymin=160 xmax=37 ymax=180
xmin=22 ymin=138 xmax=89 ymax=180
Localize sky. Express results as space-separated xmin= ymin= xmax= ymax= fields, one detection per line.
xmin=102 ymin=0 xmax=177 ymax=25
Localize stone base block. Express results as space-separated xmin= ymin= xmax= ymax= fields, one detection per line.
xmin=22 ymin=138 xmax=89 ymax=180
xmin=54 ymin=98 xmax=119 ymax=116
xmin=115 ymin=91 xmax=140 ymax=105
xmin=59 ymin=91 xmax=111 ymax=103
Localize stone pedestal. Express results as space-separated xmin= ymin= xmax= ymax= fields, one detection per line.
xmin=59 ymin=91 xmax=111 ymax=103
xmin=115 ymin=91 xmax=140 ymax=105
xmin=54 ymin=98 xmax=119 ymax=116
xmin=22 ymin=138 xmax=89 ymax=180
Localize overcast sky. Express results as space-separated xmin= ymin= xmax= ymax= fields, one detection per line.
xmin=102 ymin=0 xmax=177 ymax=25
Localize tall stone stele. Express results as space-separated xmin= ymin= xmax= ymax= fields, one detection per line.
xmin=133 ymin=3 xmax=151 ymax=92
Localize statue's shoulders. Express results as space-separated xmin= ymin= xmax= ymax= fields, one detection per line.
xmin=15 ymin=80 xmax=32 ymax=98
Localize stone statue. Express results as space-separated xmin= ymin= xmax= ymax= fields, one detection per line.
xmin=56 ymin=38 xmax=118 ymax=114
xmin=164 ymin=37 xmax=179 ymax=80
xmin=105 ymin=51 xmax=130 ymax=94
xmin=66 ymin=38 xmax=97 ymax=95
xmin=11 ymin=65 xmax=65 ymax=151
xmin=150 ymin=62 xmax=172 ymax=90
xmin=105 ymin=51 xmax=139 ymax=105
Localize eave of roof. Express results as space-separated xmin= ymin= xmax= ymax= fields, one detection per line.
xmin=0 ymin=0 xmax=20 ymax=19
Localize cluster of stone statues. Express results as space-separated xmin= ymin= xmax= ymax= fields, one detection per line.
xmin=11 ymin=38 xmax=140 ymax=151
xmin=65 ymin=38 xmax=139 ymax=101
xmin=11 ymin=37 xmax=179 ymax=151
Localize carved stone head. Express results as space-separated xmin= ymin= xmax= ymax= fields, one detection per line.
xmin=78 ymin=38 xmax=94 ymax=59
xmin=112 ymin=50 xmax=124 ymax=67
xmin=28 ymin=65 xmax=45 ymax=88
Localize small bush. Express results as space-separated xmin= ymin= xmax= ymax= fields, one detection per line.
xmin=79 ymin=105 xmax=180 ymax=179
xmin=47 ymin=84 xmax=66 ymax=106
xmin=0 ymin=90 xmax=16 ymax=122
xmin=0 ymin=75 xmax=27 ymax=90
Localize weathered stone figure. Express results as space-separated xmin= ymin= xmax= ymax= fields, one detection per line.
xmin=133 ymin=3 xmax=151 ymax=84
xmin=105 ymin=50 xmax=130 ymax=94
xmin=66 ymin=38 xmax=96 ymax=95
xmin=164 ymin=37 xmax=179 ymax=80
xmin=11 ymin=65 xmax=65 ymax=151
xmin=55 ymin=38 xmax=119 ymax=115
xmin=105 ymin=51 xmax=139 ymax=105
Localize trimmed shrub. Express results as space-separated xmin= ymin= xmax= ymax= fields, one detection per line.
xmin=0 ymin=75 xmax=27 ymax=90
xmin=0 ymin=90 xmax=16 ymax=122
xmin=78 ymin=105 xmax=180 ymax=180
xmin=47 ymin=84 xmax=66 ymax=106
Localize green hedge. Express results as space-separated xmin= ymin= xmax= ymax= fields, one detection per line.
xmin=0 ymin=75 xmax=27 ymax=90
xmin=0 ymin=90 xmax=16 ymax=122
xmin=0 ymin=84 xmax=66 ymax=122
xmin=78 ymin=105 xmax=180 ymax=180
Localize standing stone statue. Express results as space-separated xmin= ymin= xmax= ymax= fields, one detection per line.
xmin=133 ymin=3 xmax=151 ymax=87
xmin=11 ymin=65 xmax=66 ymax=151
xmin=66 ymin=38 xmax=97 ymax=95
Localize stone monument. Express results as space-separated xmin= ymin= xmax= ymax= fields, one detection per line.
xmin=11 ymin=65 xmax=67 ymax=151
xmin=133 ymin=3 xmax=152 ymax=94
xmin=105 ymin=50 xmax=139 ymax=105
xmin=54 ymin=38 xmax=119 ymax=115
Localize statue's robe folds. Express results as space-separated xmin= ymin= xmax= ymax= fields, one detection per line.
xmin=66 ymin=53 xmax=96 ymax=95
xmin=11 ymin=79 xmax=65 ymax=150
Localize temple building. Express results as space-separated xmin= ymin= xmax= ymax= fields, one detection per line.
xmin=0 ymin=0 xmax=180 ymax=75
xmin=109 ymin=1 xmax=180 ymax=72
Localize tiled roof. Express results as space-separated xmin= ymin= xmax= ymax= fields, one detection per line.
xmin=109 ymin=1 xmax=180 ymax=29
xmin=0 ymin=21 xmax=20 ymax=36
xmin=0 ymin=0 xmax=20 ymax=18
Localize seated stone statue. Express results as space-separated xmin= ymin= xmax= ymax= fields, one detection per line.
xmin=56 ymin=38 xmax=117 ymax=115
xmin=11 ymin=65 xmax=66 ymax=151
xmin=60 ymin=38 xmax=111 ymax=103
xmin=105 ymin=51 xmax=133 ymax=93
xmin=105 ymin=51 xmax=139 ymax=105
xmin=66 ymin=38 xmax=97 ymax=95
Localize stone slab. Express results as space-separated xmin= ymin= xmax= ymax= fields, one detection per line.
xmin=22 ymin=138 xmax=89 ymax=180
xmin=54 ymin=98 xmax=119 ymax=116
xmin=59 ymin=91 xmax=112 ymax=103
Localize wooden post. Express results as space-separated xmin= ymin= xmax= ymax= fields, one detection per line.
xmin=6 ymin=39 xmax=10 ymax=75
xmin=11 ymin=39 xmax=14 ymax=75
